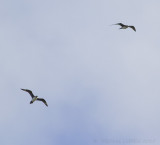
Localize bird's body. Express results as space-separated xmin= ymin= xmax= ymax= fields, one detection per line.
xmin=21 ymin=89 xmax=48 ymax=106
xmin=30 ymin=96 xmax=38 ymax=104
xmin=113 ymin=23 xmax=136 ymax=32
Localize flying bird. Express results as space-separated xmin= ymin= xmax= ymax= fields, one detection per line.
xmin=113 ymin=23 xmax=136 ymax=32
xmin=21 ymin=89 xmax=48 ymax=107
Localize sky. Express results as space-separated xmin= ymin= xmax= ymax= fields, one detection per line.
xmin=0 ymin=0 xmax=160 ymax=145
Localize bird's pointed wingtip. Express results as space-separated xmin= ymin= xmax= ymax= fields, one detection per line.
xmin=110 ymin=23 xmax=116 ymax=25
xmin=112 ymin=23 xmax=118 ymax=25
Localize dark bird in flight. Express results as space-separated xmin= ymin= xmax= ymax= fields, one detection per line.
xmin=113 ymin=23 xmax=136 ymax=32
xmin=21 ymin=89 xmax=48 ymax=106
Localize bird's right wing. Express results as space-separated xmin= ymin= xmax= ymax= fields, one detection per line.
xmin=114 ymin=23 xmax=124 ymax=26
xmin=21 ymin=89 xmax=34 ymax=98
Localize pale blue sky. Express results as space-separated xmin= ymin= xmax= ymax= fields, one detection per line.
xmin=0 ymin=0 xmax=160 ymax=145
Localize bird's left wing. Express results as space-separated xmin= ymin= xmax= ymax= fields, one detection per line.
xmin=129 ymin=26 xmax=136 ymax=32
xmin=36 ymin=98 xmax=48 ymax=107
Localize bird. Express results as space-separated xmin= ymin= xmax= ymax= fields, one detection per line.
xmin=21 ymin=89 xmax=48 ymax=107
xmin=113 ymin=23 xmax=136 ymax=32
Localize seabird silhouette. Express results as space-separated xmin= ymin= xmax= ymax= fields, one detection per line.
xmin=113 ymin=23 xmax=136 ymax=32
xmin=21 ymin=89 xmax=48 ymax=107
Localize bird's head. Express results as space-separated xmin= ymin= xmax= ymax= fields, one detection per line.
xmin=30 ymin=101 xmax=33 ymax=104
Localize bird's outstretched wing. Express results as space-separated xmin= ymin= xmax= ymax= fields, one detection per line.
xmin=36 ymin=98 xmax=48 ymax=107
xmin=21 ymin=89 xmax=34 ymax=98
xmin=114 ymin=23 xmax=125 ymax=27
xmin=128 ymin=26 xmax=136 ymax=32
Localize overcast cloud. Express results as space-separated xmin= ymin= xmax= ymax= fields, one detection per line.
xmin=0 ymin=0 xmax=160 ymax=145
